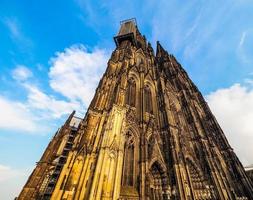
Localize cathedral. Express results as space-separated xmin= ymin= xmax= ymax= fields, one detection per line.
xmin=18 ymin=19 xmax=253 ymax=200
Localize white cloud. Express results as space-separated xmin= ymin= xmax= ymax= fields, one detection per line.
xmin=0 ymin=96 xmax=37 ymax=132
xmin=49 ymin=44 xmax=109 ymax=108
xmin=206 ymin=83 xmax=253 ymax=165
xmin=12 ymin=65 xmax=33 ymax=81
xmin=25 ymin=84 xmax=81 ymax=119
xmin=0 ymin=165 xmax=24 ymax=182
xmin=0 ymin=44 xmax=109 ymax=134
xmin=0 ymin=164 xmax=32 ymax=200
xmin=0 ymin=89 xmax=77 ymax=134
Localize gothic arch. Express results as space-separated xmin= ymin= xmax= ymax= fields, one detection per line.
xmin=144 ymin=79 xmax=157 ymax=117
xmin=148 ymin=160 xmax=169 ymax=200
xmin=135 ymin=49 xmax=148 ymax=73
xmin=144 ymin=78 xmax=155 ymax=92
xmin=128 ymin=70 xmax=140 ymax=82
xmin=124 ymin=124 xmax=140 ymax=139
xmin=149 ymin=157 xmax=167 ymax=173
xmin=135 ymin=49 xmax=146 ymax=65
xmin=121 ymin=126 xmax=140 ymax=189
xmin=122 ymin=132 xmax=135 ymax=186
xmin=125 ymin=71 xmax=140 ymax=112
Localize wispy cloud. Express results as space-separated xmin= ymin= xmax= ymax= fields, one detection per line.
xmin=24 ymin=84 xmax=81 ymax=119
xmin=2 ymin=17 xmax=33 ymax=48
xmin=151 ymin=0 xmax=235 ymax=58
xmin=184 ymin=8 xmax=203 ymax=41
xmin=0 ymin=165 xmax=27 ymax=182
xmin=3 ymin=18 xmax=21 ymax=39
xmin=239 ymin=31 xmax=247 ymax=47
xmin=237 ymin=29 xmax=253 ymax=64
xmin=1 ymin=65 xmax=81 ymax=134
xmin=12 ymin=65 xmax=33 ymax=81
xmin=0 ymin=96 xmax=37 ymax=132
xmin=0 ymin=164 xmax=32 ymax=200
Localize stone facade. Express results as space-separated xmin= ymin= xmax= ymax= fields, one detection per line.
xmin=18 ymin=19 xmax=253 ymax=200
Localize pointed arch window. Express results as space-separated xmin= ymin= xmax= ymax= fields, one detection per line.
xmin=126 ymin=78 xmax=136 ymax=107
xmin=122 ymin=132 xmax=135 ymax=186
xmin=150 ymin=162 xmax=167 ymax=200
xmin=144 ymin=85 xmax=153 ymax=113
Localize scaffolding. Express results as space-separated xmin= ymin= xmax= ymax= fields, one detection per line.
xmin=39 ymin=116 xmax=81 ymax=199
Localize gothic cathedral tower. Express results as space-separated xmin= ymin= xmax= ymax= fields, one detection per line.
xmin=18 ymin=19 xmax=253 ymax=200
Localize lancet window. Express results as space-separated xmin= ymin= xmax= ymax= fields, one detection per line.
xmin=126 ymin=78 xmax=136 ymax=107
xmin=122 ymin=131 xmax=135 ymax=186
xmin=144 ymin=85 xmax=153 ymax=113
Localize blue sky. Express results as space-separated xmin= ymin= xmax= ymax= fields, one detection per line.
xmin=1 ymin=0 xmax=253 ymax=199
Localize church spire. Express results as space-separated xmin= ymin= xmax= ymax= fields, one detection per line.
xmin=156 ymin=40 xmax=168 ymax=57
